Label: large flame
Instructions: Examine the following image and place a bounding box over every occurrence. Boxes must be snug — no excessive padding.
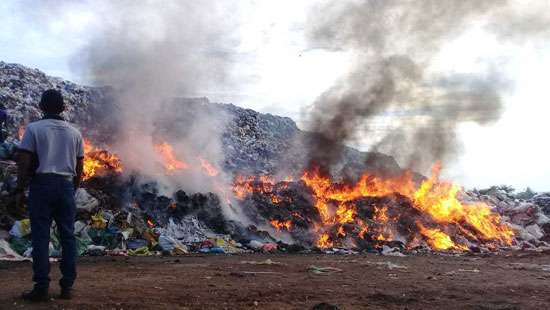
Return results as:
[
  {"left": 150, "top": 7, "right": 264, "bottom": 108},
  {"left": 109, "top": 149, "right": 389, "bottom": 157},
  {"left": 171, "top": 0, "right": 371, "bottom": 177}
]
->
[
  {"left": 83, "top": 140, "right": 123, "bottom": 181},
  {"left": 412, "top": 164, "right": 515, "bottom": 245},
  {"left": 301, "top": 163, "right": 514, "bottom": 249},
  {"left": 233, "top": 163, "right": 514, "bottom": 251},
  {"left": 154, "top": 142, "right": 188, "bottom": 173}
]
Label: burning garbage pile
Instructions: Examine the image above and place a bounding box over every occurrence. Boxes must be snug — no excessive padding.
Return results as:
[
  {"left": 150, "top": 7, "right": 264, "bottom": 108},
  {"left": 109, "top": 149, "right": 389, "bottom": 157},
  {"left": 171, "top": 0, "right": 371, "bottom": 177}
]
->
[
  {"left": 82, "top": 140, "right": 123, "bottom": 181},
  {"left": 1, "top": 62, "right": 550, "bottom": 261},
  {"left": 233, "top": 164, "right": 517, "bottom": 252},
  {"left": 1, "top": 129, "right": 550, "bottom": 261}
]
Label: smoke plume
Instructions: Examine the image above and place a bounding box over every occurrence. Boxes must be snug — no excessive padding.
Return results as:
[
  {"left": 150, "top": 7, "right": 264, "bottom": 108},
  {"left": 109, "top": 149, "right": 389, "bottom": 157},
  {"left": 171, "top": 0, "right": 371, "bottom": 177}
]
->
[
  {"left": 303, "top": 0, "right": 547, "bottom": 173},
  {"left": 69, "top": 1, "right": 238, "bottom": 195}
]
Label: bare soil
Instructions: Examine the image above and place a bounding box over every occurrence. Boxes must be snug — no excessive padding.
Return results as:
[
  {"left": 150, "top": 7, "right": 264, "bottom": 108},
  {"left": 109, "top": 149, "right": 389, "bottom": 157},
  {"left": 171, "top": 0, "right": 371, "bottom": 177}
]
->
[{"left": 1, "top": 252, "right": 549, "bottom": 309}]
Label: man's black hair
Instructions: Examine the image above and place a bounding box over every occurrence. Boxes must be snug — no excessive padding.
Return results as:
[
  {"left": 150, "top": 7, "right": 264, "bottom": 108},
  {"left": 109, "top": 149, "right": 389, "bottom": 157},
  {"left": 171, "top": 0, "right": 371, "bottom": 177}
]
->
[{"left": 39, "top": 89, "right": 64, "bottom": 114}]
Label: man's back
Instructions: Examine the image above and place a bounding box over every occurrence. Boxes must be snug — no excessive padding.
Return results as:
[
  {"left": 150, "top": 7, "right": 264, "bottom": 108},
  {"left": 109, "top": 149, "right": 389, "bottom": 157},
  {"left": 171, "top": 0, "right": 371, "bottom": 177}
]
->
[
  {"left": 16, "top": 89, "right": 84, "bottom": 301},
  {"left": 19, "top": 118, "right": 84, "bottom": 176}
]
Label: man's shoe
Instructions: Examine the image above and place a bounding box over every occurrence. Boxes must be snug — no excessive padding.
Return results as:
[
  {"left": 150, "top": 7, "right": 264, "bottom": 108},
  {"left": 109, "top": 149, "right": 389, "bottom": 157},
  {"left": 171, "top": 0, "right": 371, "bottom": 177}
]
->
[
  {"left": 21, "top": 288, "right": 49, "bottom": 302},
  {"left": 58, "top": 288, "right": 72, "bottom": 300}
]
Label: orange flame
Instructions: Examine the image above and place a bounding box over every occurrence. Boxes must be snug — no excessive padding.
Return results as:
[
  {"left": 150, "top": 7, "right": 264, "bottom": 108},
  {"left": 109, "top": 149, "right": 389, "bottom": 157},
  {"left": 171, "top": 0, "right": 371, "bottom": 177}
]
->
[
  {"left": 317, "top": 233, "right": 333, "bottom": 248},
  {"left": 83, "top": 140, "right": 123, "bottom": 181},
  {"left": 358, "top": 223, "right": 369, "bottom": 239},
  {"left": 199, "top": 157, "right": 219, "bottom": 176},
  {"left": 232, "top": 175, "right": 256, "bottom": 199},
  {"left": 417, "top": 222, "right": 468, "bottom": 251},
  {"left": 270, "top": 220, "right": 292, "bottom": 231},
  {"left": 412, "top": 164, "right": 514, "bottom": 244},
  {"left": 17, "top": 125, "right": 25, "bottom": 140},
  {"left": 154, "top": 142, "right": 188, "bottom": 173},
  {"left": 147, "top": 219, "right": 155, "bottom": 228},
  {"left": 232, "top": 175, "right": 290, "bottom": 204},
  {"left": 337, "top": 226, "right": 346, "bottom": 237},
  {"left": 301, "top": 163, "right": 514, "bottom": 250}
]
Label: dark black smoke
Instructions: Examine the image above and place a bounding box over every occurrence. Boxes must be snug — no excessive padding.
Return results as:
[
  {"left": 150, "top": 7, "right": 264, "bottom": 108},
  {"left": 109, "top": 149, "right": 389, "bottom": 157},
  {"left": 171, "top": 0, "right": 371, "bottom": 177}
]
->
[{"left": 303, "top": 0, "right": 545, "bottom": 173}]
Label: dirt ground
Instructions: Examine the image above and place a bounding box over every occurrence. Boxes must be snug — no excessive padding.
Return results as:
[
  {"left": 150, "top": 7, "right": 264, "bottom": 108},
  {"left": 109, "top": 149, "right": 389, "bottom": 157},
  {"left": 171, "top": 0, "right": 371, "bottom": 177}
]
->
[{"left": 0, "top": 252, "right": 549, "bottom": 310}]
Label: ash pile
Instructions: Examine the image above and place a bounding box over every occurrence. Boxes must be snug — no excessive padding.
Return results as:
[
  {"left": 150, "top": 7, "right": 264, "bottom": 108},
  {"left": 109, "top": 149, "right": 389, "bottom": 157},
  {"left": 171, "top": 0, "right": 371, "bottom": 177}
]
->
[{"left": 1, "top": 61, "right": 550, "bottom": 260}]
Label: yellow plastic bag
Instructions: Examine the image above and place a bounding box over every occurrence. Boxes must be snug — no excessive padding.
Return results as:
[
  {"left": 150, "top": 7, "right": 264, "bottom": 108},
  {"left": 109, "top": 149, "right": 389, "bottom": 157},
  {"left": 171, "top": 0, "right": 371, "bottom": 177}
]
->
[
  {"left": 91, "top": 211, "right": 107, "bottom": 229},
  {"left": 19, "top": 219, "right": 31, "bottom": 237}
]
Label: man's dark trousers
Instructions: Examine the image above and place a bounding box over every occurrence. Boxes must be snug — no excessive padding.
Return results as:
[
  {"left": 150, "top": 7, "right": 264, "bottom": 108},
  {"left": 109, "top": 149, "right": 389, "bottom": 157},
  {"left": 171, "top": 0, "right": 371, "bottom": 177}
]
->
[{"left": 28, "top": 174, "right": 77, "bottom": 290}]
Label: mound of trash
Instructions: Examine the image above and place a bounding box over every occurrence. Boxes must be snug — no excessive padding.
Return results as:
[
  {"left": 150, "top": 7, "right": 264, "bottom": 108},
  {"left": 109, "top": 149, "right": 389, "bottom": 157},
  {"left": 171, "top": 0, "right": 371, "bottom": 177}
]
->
[
  {"left": 1, "top": 156, "right": 549, "bottom": 261},
  {"left": 1, "top": 61, "right": 549, "bottom": 261}
]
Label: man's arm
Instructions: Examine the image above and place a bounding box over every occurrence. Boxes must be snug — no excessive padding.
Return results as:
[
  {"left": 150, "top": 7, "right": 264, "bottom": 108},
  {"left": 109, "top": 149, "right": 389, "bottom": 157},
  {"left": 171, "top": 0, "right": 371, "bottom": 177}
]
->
[
  {"left": 74, "top": 157, "right": 83, "bottom": 190},
  {"left": 15, "top": 151, "right": 33, "bottom": 209},
  {"left": 15, "top": 151, "right": 33, "bottom": 192}
]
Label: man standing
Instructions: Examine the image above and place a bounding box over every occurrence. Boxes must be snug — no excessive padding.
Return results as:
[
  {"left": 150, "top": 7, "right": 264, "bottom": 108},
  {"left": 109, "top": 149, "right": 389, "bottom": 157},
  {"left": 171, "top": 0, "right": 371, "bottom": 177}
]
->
[{"left": 16, "top": 89, "right": 84, "bottom": 302}]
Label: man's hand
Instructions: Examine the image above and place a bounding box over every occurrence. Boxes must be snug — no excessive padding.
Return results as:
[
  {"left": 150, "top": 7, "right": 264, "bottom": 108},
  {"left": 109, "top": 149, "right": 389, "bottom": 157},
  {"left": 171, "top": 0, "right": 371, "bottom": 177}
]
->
[
  {"left": 15, "top": 151, "right": 33, "bottom": 210},
  {"left": 15, "top": 190, "right": 26, "bottom": 210}
]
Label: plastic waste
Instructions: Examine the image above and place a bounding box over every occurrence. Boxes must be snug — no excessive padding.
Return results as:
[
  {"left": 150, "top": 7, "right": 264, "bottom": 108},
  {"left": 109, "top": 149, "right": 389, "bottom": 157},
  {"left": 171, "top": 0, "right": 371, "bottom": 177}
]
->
[
  {"left": 9, "top": 237, "right": 31, "bottom": 255},
  {"left": 308, "top": 265, "right": 343, "bottom": 275},
  {"left": 0, "top": 239, "right": 27, "bottom": 261},
  {"left": 87, "top": 245, "right": 106, "bottom": 256},
  {"left": 76, "top": 236, "right": 92, "bottom": 256},
  {"left": 0, "top": 141, "right": 18, "bottom": 160},
  {"left": 127, "top": 239, "right": 148, "bottom": 250},
  {"left": 158, "top": 235, "right": 176, "bottom": 252},
  {"left": 198, "top": 246, "right": 225, "bottom": 254},
  {"left": 248, "top": 240, "right": 264, "bottom": 250},
  {"left": 91, "top": 211, "right": 107, "bottom": 229},
  {"left": 173, "top": 242, "right": 189, "bottom": 255},
  {"left": 142, "top": 229, "right": 158, "bottom": 247},
  {"left": 9, "top": 219, "right": 31, "bottom": 238},
  {"left": 128, "top": 246, "right": 151, "bottom": 256},
  {"left": 75, "top": 188, "right": 99, "bottom": 212},
  {"left": 262, "top": 243, "right": 278, "bottom": 252},
  {"left": 88, "top": 228, "right": 117, "bottom": 248}
]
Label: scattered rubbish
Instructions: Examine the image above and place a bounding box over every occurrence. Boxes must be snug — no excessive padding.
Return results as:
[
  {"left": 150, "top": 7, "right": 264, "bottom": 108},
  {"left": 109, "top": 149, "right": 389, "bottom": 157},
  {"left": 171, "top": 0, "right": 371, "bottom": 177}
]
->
[
  {"left": 362, "top": 261, "right": 408, "bottom": 270},
  {"left": 381, "top": 245, "right": 406, "bottom": 257},
  {"left": 308, "top": 265, "right": 343, "bottom": 275},
  {"left": 0, "top": 239, "right": 28, "bottom": 261},
  {"left": 9, "top": 219, "right": 31, "bottom": 238},
  {"left": 86, "top": 245, "right": 106, "bottom": 256},
  {"left": 0, "top": 141, "right": 18, "bottom": 160},
  {"left": 158, "top": 235, "right": 177, "bottom": 252},
  {"left": 240, "top": 259, "right": 284, "bottom": 266},
  {"left": 262, "top": 243, "right": 278, "bottom": 253},
  {"left": 248, "top": 240, "right": 264, "bottom": 250},
  {"left": 127, "top": 239, "right": 148, "bottom": 250},
  {"left": 9, "top": 237, "right": 31, "bottom": 255},
  {"left": 128, "top": 246, "right": 151, "bottom": 256},
  {"left": 198, "top": 246, "right": 225, "bottom": 254},
  {"left": 91, "top": 211, "right": 108, "bottom": 230},
  {"left": 75, "top": 188, "right": 99, "bottom": 212}
]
